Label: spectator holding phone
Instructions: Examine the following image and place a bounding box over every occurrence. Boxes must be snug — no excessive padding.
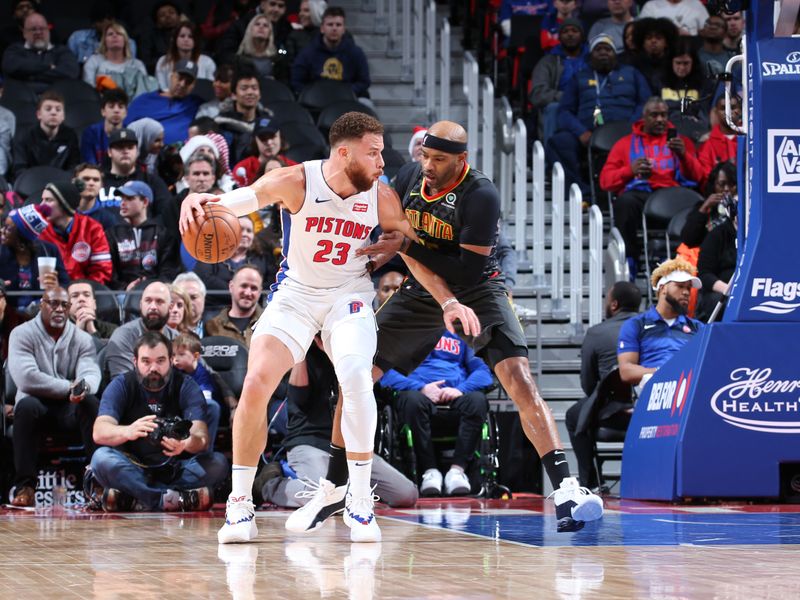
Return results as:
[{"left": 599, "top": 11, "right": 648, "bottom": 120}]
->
[
  {"left": 6, "top": 287, "right": 101, "bottom": 507},
  {"left": 600, "top": 96, "right": 704, "bottom": 271}
]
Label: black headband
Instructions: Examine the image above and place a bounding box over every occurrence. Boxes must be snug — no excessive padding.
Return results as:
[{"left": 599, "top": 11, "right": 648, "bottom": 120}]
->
[{"left": 422, "top": 133, "right": 467, "bottom": 154}]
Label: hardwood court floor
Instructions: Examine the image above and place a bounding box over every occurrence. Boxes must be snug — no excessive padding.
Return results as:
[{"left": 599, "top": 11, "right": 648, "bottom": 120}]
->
[{"left": 1, "top": 496, "right": 799, "bottom": 599}]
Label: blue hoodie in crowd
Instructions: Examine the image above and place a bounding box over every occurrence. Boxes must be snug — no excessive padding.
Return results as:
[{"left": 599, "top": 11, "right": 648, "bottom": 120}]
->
[
  {"left": 380, "top": 331, "right": 493, "bottom": 394},
  {"left": 552, "top": 42, "right": 590, "bottom": 90},
  {"left": 290, "top": 32, "right": 371, "bottom": 97},
  {"left": 557, "top": 63, "right": 651, "bottom": 137}
]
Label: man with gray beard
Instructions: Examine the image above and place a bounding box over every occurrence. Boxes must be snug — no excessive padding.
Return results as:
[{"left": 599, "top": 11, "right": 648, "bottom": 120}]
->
[
  {"left": 1, "top": 12, "right": 79, "bottom": 93},
  {"left": 7, "top": 287, "right": 100, "bottom": 506},
  {"left": 105, "top": 281, "right": 179, "bottom": 378}
]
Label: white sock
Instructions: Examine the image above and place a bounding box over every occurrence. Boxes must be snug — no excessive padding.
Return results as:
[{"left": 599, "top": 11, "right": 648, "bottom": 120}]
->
[
  {"left": 347, "top": 458, "right": 373, "bottom": 499},
  {"left": 231, "top": 464, "right": 257, "bottom": 500}
]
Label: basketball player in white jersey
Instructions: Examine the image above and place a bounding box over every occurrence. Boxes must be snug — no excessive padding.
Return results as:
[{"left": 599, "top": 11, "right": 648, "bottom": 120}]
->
[{"left": 179, "top": 113, "right": 480, "bottom": 543}]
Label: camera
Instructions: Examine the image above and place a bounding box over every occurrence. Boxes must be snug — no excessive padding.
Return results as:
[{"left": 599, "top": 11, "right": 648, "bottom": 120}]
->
[
  {"left": 70, "top": 379, "right": 86, "bottom": 397},
  {"left": 147, "top": 416, "right": 192, "bottom": 444}
]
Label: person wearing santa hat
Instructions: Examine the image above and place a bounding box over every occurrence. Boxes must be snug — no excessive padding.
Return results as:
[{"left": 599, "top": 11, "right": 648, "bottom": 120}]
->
[
  {"left": 0, "top": 203, "right": 69, "bottom": 310},
  {"left": 408, "top": 126, "right": 427, "bottom": 162}
]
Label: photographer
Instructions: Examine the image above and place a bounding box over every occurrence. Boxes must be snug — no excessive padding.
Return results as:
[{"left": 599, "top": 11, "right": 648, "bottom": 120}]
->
[{"left": 91, "top": 331, "right": 228, "bottom": 512}]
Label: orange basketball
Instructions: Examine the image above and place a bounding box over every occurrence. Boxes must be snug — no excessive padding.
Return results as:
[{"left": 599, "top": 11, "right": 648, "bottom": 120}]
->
[{"left": 182, "top": 203, "right": 242, "bottom": 264}]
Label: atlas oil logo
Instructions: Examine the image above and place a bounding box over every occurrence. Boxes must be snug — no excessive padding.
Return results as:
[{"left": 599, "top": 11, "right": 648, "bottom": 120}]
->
[
  {"left": 761, "top": 51, "right": 800, "bottom": 76},
  {"left": 748, "top": 277, "right": 800, "bottom": 315},
  {"left": 767, "top": 129, "right": 800, "bottom": 192},
  {"left": 710, "top": 368, "right": 800, "bottom": 433}
]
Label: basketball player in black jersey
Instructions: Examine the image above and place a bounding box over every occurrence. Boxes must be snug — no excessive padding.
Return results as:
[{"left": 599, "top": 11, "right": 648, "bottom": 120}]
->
[{"left": 285, "top": 121, "right": 603, "bottom": 534}]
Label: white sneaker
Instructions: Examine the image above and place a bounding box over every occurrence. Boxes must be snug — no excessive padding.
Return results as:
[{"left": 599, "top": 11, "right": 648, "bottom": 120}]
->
[
  {"left": 550, "top": 477, "right": 604, "bottom": 532},
  {"left": 344, "top": 542, "right": 382, "bottom": 600},
  {"left": 218, "top": 495, "right": 258, "bottom": 544},
  {"left": 285, "top": 478, "right": 347, "bottom": 533},
  {"left": 513, "top": 302, "right": 537, "bottom": 321},
  {"left": 343, "top": 491, "right": 381, "bottom": 543},
  {"left": 444, "top": 468, "right": 471, "bottom": 496},
  {"left": 420, "top": 468, "right": 442, "bottom": 497},
  {"left": 218, "top": 544, "right": 258, "bottom": 600}
]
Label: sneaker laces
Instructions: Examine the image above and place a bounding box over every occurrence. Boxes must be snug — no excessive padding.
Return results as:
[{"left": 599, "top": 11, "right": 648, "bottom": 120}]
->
[
  {"left": 546, "top": 484, "right": 594, "bottom": 501},
  {"left": 347, "top": 492, "right": 380, "bottom": 523},
  {"left": 293, "top": 477, "right": 331, "bottom": 501},
  {"left": 225, "top": 497, "right": 255, "bottom": 525}
]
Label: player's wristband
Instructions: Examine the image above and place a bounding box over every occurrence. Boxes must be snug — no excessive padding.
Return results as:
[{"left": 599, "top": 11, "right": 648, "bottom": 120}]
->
[
  {"left": 441, "top": 297, "right": 459, "bottom": 311},
  {"left": 218, "top": 187, "right": 259, "bottom": 217}
]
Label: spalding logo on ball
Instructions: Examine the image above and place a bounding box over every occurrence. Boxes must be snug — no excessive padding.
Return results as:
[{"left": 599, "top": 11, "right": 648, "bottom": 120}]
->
[{"left": 182, "top": 204, "right": 242, "bottom": 263}]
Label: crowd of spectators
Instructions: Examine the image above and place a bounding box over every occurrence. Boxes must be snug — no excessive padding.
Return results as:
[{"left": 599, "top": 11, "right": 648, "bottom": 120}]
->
[{"left": 0, "top": 0, "right": 752, "bottom": 508}]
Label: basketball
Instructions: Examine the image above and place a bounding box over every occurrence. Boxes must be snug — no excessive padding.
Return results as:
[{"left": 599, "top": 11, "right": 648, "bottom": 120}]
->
[{"left": 182, "top": 203, "right": 242, "bottom": 264}]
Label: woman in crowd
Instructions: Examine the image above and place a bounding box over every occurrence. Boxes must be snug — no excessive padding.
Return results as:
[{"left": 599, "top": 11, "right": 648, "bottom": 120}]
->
[
  {"left": 658, "top": 38, "right": 712, "bottom": 130},
  {"left": 696, "top": 194, "right": 738, "bottom": 321},
  {"left": 127, "top": 118, "right": 165, "bottom": 176},
  {"left": 83, "top": 21, "right": 150, "bottom": 97},
  {"left": 167, "top": 283, "right": 195, "bottom": 333},
  {"left": 0, "top": 204, "right": 69, "bottom": 311},
  {"left": 628, "top": 17, "right": 676, "bottom": 93},
  {"left": 237, "top": 15, "right": 282, "bottom": 80},
  {"left": 155, "top": 21, "right": 216, "bottom": 90}
]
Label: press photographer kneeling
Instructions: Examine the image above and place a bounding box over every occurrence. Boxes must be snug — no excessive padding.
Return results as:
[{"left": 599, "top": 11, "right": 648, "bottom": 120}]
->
[{"left": 90, "top": 332, "right": 228, "bottom": 511}]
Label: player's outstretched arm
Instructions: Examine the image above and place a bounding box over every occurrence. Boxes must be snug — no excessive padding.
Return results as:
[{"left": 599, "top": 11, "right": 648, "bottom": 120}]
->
[
  {"left": 369, "top": 183, "right": 481, "bottom": 337},
  {"left": 178, "top": 164, "right": 307, "bottom": 235}
]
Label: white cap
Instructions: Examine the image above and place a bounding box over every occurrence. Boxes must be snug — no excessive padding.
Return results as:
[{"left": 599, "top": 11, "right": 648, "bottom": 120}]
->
[{"left": 654, "top": 270, "right": 702, "bottom": 291}]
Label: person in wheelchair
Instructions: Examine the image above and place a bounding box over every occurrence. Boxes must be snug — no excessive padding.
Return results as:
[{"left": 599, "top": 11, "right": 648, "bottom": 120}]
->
[{"left": 380, "top": 330, "right": 492, "bottom": 497}]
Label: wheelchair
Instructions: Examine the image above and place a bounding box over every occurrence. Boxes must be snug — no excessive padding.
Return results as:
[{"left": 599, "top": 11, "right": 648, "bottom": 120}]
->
[{"left": 374, "top": 384, "right": 511, "bottom": 499}]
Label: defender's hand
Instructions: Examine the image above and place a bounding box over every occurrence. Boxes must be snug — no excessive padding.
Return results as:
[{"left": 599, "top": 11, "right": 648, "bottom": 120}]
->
[{"left": 443, "top": 301, "right": 481, "bottom": 337}]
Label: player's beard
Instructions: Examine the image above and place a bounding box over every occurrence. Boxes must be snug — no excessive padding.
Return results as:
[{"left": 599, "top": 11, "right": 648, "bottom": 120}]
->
[{"left": 345, "top": 160, "right": 376, "bottom": 193}]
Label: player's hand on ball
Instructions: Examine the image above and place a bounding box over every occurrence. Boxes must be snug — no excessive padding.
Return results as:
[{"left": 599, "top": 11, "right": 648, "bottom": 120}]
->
[
  {"left": 443, "top": 301, "right": 481, "bottom": 337},
  {"left": 179, "top": 192, "right": 220, "bottom": 235}
]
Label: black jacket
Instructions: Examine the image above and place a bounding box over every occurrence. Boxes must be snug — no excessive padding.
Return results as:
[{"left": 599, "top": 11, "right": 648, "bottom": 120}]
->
[
  {"left": 698, "top": 218, "right": 737, "bottom": 292},
  {"left": 2, "top": 43, "right": 80, "bottom": 92},
  {"left": 107, "top": 217, "right": 181, "bottom": 290},
  {"left": 580, "top": 310, "right": 639, "bottom": 397},
  {"left": 12, "top": 124, "right": 80, "bottom": 176}
]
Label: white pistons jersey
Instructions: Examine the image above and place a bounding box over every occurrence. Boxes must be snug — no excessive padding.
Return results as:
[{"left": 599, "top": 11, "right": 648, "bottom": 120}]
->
[{"left": 272, "top": 160, "right": 379, "bottom": 292}]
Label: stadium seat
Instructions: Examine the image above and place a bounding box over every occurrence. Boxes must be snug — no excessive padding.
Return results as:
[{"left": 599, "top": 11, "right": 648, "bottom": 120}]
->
[
  {"left": 49, "top": 79, "right": 101, "bottom": 105},
  {"left": 1, "top": 98, "right": 37, "bottom": 136},
  {"left": 266, "top": 101, "right": 315, "bottom": 125},
  {"left": 89, "top": 281, "right": 122, "bottom": 325},
  {"left": 2, "top": 79, "right": 38, "bottom": 106},
  {"left": 584, "top": 369, "right": 634, "bottom": 492},
  {"left": 14, "top": 166, "right": 71, "bottom": 201},
  {"left": 381, "top": 147, "right": 407, "bottom": 181},
  {"left": 642, "top": 187, "right": 704, "bottom": 303},
  {"left": 260, "top": 77, "right": 295, "bottom": 103},
  {"left": 200, "top": 336, "right": 249, "bottom": 399},
  {"left": 279, "top": 121, "right": 328, "bottom": 158},
  {"left": 666, "top": 206, "right": 695, "bottom": 260},
  {"left": 588, "top": 121, "right": 632, "bottom": 215},
  {"left": 64, "top": 99, "right": 102, "bottom": 135},
  {"left": 298, "top": 79, "right": 357, "bottom": 113},
  {"left": 317, "top": 101, "right": 378, "bottom": 137}
]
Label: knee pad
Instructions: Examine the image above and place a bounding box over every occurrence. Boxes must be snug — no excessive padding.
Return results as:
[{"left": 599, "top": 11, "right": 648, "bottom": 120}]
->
[{"left": 335, "top": 354, "right": 376, "bottom": 454}]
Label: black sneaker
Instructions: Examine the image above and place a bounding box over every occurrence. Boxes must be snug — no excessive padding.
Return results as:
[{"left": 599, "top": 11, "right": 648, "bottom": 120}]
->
[
  {"left": 102, "top": 488, "right": 137, "bottom": 512},
  {"left": 179, "top": 487, "right": 213, "bottom": 511}
]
